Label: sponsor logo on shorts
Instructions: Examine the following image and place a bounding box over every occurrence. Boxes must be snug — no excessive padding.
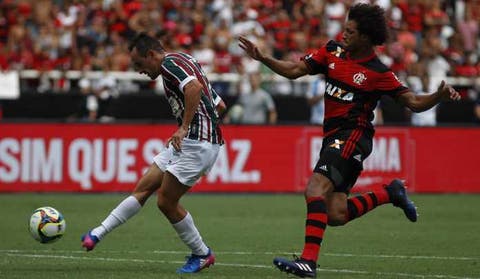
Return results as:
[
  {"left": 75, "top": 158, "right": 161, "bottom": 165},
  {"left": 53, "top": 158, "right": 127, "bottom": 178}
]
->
[
  {"left": 353, "top": 154, "right": 362, "bottom": 162},
  {"left": 329, "top": 139, "right": 344, "bottom": 149}
]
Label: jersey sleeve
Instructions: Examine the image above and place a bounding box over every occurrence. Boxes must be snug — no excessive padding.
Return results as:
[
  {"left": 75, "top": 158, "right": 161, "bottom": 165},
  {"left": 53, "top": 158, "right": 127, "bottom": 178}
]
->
[
  {"left": 301, "top": 42, "right": 332, "bottom": 75},
  {"left": 377, "top": 71, "right": 409, "bottom": 98},
  {"left": 160, "top": 57, "right": 196, "bottom": 93}
]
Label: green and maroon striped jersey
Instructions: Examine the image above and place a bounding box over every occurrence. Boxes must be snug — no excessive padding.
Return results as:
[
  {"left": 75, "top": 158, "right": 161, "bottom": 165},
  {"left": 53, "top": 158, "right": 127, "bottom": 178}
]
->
[{"left": 159, "top": 52, "right": 223, "bottom": 144}]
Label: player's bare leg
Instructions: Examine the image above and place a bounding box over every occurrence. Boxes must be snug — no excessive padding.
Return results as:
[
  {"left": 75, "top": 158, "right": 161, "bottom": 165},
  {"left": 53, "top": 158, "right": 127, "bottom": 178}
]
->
[
  {"left": 81, "top": 164, "right": 164, "bottom": 251},
  {"left": 325, "top": 192, "right": 348, "bottom": 226},
  {"left": 158, "top": 171, "right": 214, "bottom": 273}
]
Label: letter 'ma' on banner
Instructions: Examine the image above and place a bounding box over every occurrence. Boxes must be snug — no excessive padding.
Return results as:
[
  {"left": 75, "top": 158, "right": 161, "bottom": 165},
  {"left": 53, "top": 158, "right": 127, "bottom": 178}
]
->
[{"left": 0, "top": 124, "right": 479, "bottom": 193}]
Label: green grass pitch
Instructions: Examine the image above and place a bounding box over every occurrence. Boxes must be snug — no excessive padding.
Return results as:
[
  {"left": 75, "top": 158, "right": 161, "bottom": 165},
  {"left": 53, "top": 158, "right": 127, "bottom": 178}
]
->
[{"left": 0, "top": 193, "right": 479, "bottom": 279}]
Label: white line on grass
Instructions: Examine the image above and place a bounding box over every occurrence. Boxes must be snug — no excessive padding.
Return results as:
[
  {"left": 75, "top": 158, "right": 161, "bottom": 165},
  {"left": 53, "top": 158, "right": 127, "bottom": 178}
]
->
[
  {"left": 3, "top": 252, "right": 479, "bottom": 279},
  {"left": 0, "top": 249, "right": 477, "bottom": 261},
  {"left": 324, "top": 253, "right": 478, "bottom": 261}
]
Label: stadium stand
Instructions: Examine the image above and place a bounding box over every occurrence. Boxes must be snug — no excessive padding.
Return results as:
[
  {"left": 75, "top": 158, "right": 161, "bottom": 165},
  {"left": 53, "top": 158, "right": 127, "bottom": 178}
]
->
[{"left": 0, "top": 0, "right": 479, "bottom": 124}]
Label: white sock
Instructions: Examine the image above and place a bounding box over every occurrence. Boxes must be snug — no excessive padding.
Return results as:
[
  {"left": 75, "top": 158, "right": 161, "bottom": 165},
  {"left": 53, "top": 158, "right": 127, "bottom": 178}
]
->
[
  {"left": 172, "top": 212, "right": 209, "bottom": 256},
  {"left": 91, "top": 196, "right": 142, "bottom": 240}
]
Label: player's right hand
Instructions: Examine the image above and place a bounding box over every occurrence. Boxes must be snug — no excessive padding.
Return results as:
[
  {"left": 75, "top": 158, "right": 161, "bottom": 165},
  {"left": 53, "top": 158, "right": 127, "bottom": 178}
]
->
[
  {"left": 238, "top": 36, "right": 263, "bottom": 61},
  {"left": 167, "top": 126, "right": 188, "bottom": 152}
]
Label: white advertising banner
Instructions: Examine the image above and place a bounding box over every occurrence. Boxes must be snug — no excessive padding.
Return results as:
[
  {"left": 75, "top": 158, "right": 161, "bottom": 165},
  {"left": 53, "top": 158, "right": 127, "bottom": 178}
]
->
[{"left": 0, "top": 71, "right": 20, "bottom": 99}]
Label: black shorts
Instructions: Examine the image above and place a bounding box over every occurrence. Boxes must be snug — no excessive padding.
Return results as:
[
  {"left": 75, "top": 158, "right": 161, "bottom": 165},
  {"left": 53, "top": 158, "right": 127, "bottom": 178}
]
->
[{"left": 313, "top": 129, "right": 373, "bottom": 193}]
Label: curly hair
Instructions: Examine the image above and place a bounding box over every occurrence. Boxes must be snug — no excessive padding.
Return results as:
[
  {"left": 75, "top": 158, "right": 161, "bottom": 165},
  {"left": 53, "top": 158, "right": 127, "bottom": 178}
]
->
[
  {"left": 347, "top": 4, "right": 388, "bottom": 46},
  {"left": 128, "top": 32, "right": 165, "bottom": 57}
]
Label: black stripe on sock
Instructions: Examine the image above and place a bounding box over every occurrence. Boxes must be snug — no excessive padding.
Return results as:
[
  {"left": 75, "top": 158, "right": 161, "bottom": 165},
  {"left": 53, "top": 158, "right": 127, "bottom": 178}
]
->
[
  {"left": 347, "top": 200, "right": 358, "bottom": 218},
  {"left": 305, "top": 236, "right": 323, "bottom": 244},
  {"left": 306, "top": 219, "right": 327, "bottom": 230},
  {"left": 357, "top": 196, "right": 368, "bottom": 211},
  {"left": 307, "top": 200, "right": 327, "bottom": 213},
  {"left": 368, "top": 192, "right": 378, "bottom": 206}
]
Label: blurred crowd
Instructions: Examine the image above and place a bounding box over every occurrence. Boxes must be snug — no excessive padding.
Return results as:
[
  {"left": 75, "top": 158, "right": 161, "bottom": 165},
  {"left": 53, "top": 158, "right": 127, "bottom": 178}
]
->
[
  {"left": 1, "top": 0, "right": 479, "bottom": 124},
  {"left": 2, "top": 0, "right": 480, "bottom": 76}
]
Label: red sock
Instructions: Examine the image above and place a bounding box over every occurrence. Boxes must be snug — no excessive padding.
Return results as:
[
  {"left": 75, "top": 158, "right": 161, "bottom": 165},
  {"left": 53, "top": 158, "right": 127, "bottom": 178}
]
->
[
  {"left": 300, "top": 197, "right": 327, "bottom": 263},
  {"left": 346, "top": 188, "right": 390, "bottom": 221}
]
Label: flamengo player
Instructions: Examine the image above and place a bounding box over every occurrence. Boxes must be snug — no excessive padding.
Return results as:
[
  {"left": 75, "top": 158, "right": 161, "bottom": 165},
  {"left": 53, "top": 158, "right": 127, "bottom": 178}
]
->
[{"left": 239, "top": 3, "right": 461, "bottom": 278}]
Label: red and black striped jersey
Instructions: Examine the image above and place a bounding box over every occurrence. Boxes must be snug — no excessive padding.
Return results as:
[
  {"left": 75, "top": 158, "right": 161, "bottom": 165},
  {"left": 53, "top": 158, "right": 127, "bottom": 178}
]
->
[
  {"left": 302, "top": 40, "right": 409, "bottom": 137},
  {"left": 159, "top": 52, "right": 223, "bottom": 144}
]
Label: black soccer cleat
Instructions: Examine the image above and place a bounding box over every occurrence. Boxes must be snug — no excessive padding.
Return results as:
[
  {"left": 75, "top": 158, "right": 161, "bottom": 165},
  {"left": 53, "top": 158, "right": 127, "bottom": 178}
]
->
[
  {"left": 273, "top": 256, "right": 317, "bottom": 278},
  {"left": 385, "top": 179, "right": 418, "bottom": 222}
]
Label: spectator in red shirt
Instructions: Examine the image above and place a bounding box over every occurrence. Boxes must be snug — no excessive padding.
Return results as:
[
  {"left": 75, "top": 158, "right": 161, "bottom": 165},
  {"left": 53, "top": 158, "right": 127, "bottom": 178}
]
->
[
  {"left": 424, "top": 0, "right": 450, "bottom": 26},
  {"left": 454, "top": 53, "right": 479, "bottom": 77},
  {"left": 397, "top": 0, "right": 424, "bottom": 51},
  {"left": 212, "top": 35, "right": 233, "bottom": 96}
]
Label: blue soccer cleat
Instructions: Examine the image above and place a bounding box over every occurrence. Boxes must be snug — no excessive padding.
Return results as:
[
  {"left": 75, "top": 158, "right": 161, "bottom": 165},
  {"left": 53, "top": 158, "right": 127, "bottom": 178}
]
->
[
  {"left": 81, "top": 230, "right": 99, "bottom": 251},
  {"left": 385, "top": 179, "right": 418, "bottom": 222},
  {"left": 177, "top": 248, "right": 215, "bottom": 273},
  {"left": 273, "top": 256, "right": 317, "bottom": 278}
]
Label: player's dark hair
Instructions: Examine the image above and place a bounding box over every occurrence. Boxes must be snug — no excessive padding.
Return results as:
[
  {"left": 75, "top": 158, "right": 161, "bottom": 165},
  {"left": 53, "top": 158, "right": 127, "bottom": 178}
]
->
[
  {"left": 347, "top": 4, "right": 388, "bottom": 46},
  {"left": 128, "top": 32, "right": 165, "bottom": 56}
]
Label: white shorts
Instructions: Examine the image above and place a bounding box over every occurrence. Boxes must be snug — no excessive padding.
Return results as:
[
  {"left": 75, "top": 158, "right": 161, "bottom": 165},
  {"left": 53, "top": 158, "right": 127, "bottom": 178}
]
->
[{"left": 153, "top": 138, "right": 220, "bottom": 187}]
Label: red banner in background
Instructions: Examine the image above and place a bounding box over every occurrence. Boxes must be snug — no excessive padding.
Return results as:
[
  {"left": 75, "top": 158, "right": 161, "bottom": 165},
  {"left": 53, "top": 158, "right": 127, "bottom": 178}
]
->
[{"left": 1, "top": 123, "right": 479, "bottom": 193}]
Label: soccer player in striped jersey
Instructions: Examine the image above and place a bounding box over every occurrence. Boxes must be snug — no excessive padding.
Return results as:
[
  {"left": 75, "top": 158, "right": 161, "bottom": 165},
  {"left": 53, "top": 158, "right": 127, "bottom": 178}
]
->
[
  {"left": 239, "top": 3, "right": 461, "bottom": 278},
  {"left": 81, "top": 33, "right": 225, "bottom": 274}
]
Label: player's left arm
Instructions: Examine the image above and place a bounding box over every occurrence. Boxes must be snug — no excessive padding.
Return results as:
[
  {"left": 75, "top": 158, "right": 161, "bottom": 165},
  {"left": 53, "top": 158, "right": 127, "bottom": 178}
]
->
[
  {"left": 169, "top": 79, "right": 202, "bottom": 151},
  {"left": 397, "top": 80, "right": 461, "bottom": 113}
]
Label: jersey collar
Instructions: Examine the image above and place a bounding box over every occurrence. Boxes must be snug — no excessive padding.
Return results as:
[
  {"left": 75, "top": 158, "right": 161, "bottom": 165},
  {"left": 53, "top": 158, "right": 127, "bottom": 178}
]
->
[{"left": 346, "top": 51, "right": 376, "bottom": 63}]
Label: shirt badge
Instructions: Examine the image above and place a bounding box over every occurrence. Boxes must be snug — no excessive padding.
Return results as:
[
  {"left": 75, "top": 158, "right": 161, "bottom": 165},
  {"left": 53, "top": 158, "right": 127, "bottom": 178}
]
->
[{"left": 353, "top": 72, "right": 367, "bottom": 85}]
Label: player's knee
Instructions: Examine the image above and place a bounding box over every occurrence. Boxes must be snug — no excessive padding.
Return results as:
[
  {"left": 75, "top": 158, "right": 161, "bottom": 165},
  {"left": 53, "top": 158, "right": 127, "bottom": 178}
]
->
[
  {"left": 132, "top": 181, "right": 159, "bottom": 205},
  {"left": 326, "top": 198, "right": 348, "bottom": 226},
  {"left": 327, "top": 211, "right": 348, "bottom": 226},
  {"left": 156, "top": 194, "right": 175, "bottom": 214},
  {"left": 305, "top": 174, "right": 333, "bottom": 198}
]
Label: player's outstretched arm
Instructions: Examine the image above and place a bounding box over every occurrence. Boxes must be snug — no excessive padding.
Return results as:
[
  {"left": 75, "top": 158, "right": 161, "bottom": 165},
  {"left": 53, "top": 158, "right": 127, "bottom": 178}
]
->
[
  {"left": 398, "top": 80, "right": 461, "bottom": 113},
  {"left": 238, "top": 36, "right": 309, "bottom": 79}
]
